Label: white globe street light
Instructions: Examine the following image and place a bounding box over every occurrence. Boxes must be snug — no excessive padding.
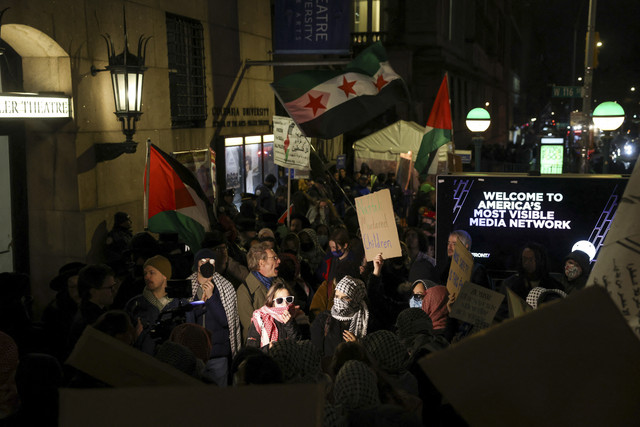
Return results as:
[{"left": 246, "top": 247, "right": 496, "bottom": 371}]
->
[
  {"left": 592, "top": 101, "right": 625, "bottom": 173},
  {"left": 466, "top": 108, "right": 491, "bottom": 172}
]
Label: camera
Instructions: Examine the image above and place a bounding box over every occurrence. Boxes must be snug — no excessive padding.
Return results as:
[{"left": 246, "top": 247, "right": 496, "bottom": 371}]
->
[
  {"left": 199, "top": 260, "right": 214, "bottom": 279},
  {"left": 148, "top": 279, "right": 200, "bottom": 343}
]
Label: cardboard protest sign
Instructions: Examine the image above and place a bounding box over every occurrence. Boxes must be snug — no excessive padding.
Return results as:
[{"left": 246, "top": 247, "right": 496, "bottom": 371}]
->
[
  {"left": 449, "top": 281, "right": 504, "bottom": 328},
  {"left": 60, "top": 383, "right": 325, "bottom": 427},
  {"left": 420, "top": 286, "right": 640, "bottom": 427},
  {"left": 446, "top": 237, "right": 473, "bottom": 296},
  {"left": 65, "top": 326, "right": 201, "bottom": 386},
  {"left": 273, "top": 116, "right": 311, "bottom": 169},
  {"left": 506, "top": 287, "right": 533, "bottom": 318},
  {"left": 586, "top": 160, "right": 640, "bottom": 337},
  {"left": 355, "top": 189, "right": 402, "bottom": 261}
]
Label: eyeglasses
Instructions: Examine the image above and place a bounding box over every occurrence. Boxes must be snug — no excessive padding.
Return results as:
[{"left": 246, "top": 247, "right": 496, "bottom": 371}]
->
[
  {"left": 213, "top": 246, "right": 228, "bottom": 253},
  {"left": 274, "top": 296, "right": 294, "bottom": 305},
  {"left": 412, "top": 293, "right": 425, "bottom": 301},
  {"left": 266, "top": 255, "right": 279, "bottom": 261}
]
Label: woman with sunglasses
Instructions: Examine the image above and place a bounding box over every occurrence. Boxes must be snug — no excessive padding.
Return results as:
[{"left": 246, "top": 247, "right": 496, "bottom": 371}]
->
[{"left": 246, "top": 280, "right": 302, "bottom": 349}]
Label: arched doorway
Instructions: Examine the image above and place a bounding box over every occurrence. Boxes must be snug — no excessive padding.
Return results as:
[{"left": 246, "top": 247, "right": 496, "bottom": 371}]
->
[{"left": 0, "top": 23, "right": 72, "bottom": 315}]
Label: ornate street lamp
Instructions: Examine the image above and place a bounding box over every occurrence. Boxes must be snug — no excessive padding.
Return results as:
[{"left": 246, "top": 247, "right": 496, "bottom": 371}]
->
[
  {"left": 466, "top": 108, "right": 491, "bottom": 172},
  {"left": 592, "top": 101, "right": 625, "bottom": 173},
  {"left": 91, "top": 10, "right": 151, "bottom": 162}
]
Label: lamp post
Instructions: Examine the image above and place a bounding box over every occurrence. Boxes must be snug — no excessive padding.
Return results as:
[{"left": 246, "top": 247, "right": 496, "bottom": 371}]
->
[
  {"left": 592, "top": 101, "right": 625, "bottom": 174},
  {"left": 466, "top": 108, "right": 491, "bottom": 172},
  {"left": 91, "top": 9, "right": 151, "bottom": 162}
]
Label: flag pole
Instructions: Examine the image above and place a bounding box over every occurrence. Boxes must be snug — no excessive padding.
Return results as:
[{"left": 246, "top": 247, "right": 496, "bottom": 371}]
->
[
  {"left": 445, "top": 72, "right": 456, "bottom": 153},
  {"left": 287, "top": 169, "right": 291, "bottom": 229},
  {"left": 143, "top": 138, "right": 151, "bottom": 230}
]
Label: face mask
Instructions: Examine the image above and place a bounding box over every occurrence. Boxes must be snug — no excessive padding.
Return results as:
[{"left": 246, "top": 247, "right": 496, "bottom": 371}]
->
[
  {"left": 331, "top": 250, "right": 344, "bottom": 258},
  {"left": 317, "top": 235, "right": 329, "bottom": 247},
  {"left": 409, "top": 297, "right": 423, "bottom": 308},
  {"left": 565, "top": 264, "right": 581, "bottom": 281},
  {"left": 331, "top": 297, "right": 356, "bottom": 318}
]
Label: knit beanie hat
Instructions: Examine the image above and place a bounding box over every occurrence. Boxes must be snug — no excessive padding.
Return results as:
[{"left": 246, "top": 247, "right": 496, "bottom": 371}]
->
[
  {"left": 143, "top": 255, "right": 172, "bottom": 279},
  {"left": 193, "top": 249, "right": 217, "bottom": 271}
]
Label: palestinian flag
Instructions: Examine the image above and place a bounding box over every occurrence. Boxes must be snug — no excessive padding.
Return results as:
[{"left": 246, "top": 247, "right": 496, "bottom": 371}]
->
[
  {"left": 271, "top": 41, "right": 407, "bottom": 139},
  {"left": 145, "top": 144, "right": 211, "bottom": 251},
  {"left": 414, "top": 74, "right": 453, "bottom": 174}
]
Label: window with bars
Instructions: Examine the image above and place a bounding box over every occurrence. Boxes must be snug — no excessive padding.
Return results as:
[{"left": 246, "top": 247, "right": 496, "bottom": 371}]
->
[{"left": 166, "top": 13, "right": 207, "bottom": 128}]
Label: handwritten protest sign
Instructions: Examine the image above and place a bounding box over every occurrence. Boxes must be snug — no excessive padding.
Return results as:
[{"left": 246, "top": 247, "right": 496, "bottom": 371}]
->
[
  {"left": 356, "top": 189, "right": 402, "bottom": 261},
  {"left": 449, "top": 281, "right": 504, "bottom": 328},
  {"left": 273, "top": 116, "right": 310, "bottom": 169},
  {"left": 446, "top": 238, "right": 474, "bottom": 296},
  {"left": 586, "top": 160, "right": 640, "bottom": 337},
  {"left": 420, "top": 286, "right": 640, "bottom": 426}
]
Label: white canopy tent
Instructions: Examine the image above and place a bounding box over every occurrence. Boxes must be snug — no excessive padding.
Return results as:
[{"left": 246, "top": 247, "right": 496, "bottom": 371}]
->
[{"left": 352, "top": 120, "right": 425, "bottom": 175}]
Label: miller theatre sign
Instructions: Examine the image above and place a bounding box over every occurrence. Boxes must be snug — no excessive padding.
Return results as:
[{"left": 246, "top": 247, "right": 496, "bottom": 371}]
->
[{"left": 0, "top": 94, "right": 72, "bottom": 119}]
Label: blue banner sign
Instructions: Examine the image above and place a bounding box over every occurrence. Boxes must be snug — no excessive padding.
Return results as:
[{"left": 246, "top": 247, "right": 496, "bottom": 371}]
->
[{"left": 274, "top": 0, "right": 350, "bottom": 54}]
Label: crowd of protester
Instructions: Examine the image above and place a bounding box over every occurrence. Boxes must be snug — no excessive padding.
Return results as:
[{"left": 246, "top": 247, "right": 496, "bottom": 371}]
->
[{"left": 0, "top": 164, "right": 593, "bottom": 426}]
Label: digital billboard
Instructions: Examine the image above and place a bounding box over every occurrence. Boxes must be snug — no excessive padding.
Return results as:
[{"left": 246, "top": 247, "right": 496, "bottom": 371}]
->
[{"left": 436, "top": 174, "right": 629, "bottom": 273}]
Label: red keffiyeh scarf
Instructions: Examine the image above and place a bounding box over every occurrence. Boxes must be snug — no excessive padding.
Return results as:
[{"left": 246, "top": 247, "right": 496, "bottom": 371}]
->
[{"left": 251, "top": 305, "right": 291, "bottom": 347}]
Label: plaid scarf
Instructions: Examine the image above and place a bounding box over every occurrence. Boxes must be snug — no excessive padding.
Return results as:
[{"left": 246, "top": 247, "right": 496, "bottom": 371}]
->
[
  {"left": 189, "top": 272, "right": 242, "bottom": 357},
  {"left": 330, "top": 275, "right": 369, "bottom": 338},
  {"left": 142, "top": 287, "right": 171, "bottom": 312},
  {"left": 269, "top": 339, "right": 324, "bottom": 384},
  {"left": 333, "top": 360, "right": 380, "bottom": 410},
  {"left": 251, "top": 304, "right": 291, "bottom": 347},
  {"left": 361, "top": 330, "right": 408, "bottom": 374}
]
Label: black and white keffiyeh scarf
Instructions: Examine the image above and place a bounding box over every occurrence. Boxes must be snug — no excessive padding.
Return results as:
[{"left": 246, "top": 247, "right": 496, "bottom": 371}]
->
[
  {"left": 330, "top": 275, "right": 369, "bottom": 338},
  {"left": 189, "top": 272, "right": 242, "bottom": 357}
]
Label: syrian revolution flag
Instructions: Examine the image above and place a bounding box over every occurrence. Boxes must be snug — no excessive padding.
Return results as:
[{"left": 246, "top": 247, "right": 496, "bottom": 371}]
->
[
  {"left": 414, "top": 74, "right": 453, "bottom": 174},
  {"left": 271, "top": 41, "right": 407, "bottom": 139},
  {"left": 145, "top": 144, "right": 211, "bottom": 252}
]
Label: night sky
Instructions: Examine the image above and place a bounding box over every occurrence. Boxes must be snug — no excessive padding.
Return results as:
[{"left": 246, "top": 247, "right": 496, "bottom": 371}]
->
[{"left": 531, "top": 0, "right": 640, "bottom": 116}]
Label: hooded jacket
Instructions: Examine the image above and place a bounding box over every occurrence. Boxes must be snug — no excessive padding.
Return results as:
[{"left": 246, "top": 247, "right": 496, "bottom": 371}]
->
[{"left": 561, "top": 250, "right": 591, "bottom": 294}]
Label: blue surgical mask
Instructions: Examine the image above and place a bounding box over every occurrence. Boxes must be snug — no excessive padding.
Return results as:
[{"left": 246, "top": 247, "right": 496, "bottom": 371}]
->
[
  {"left": 409, "top": 297, "right": 423, "bottom": 308},
  {"left": 331, "top": 250, "right": 344, "bottom": 258}
]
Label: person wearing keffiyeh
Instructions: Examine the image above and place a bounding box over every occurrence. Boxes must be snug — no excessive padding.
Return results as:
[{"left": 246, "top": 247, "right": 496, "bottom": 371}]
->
[
  {"left": 246, "top": 280, "right": 300, "bottom": 349},
  {"left": 189, "top": 249, "right": 242, "bottom": 386},
  {"left": 237, "top": 242, "right": 281, "bottom": 340},
  {"left": 311, "top": 275, "right": 369, "bottom": 360}
]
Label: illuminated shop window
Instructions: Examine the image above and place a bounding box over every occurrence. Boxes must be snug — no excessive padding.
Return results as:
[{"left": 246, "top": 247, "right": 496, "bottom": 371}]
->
[{"left": 225, "top": 134, "right": 277, "bottom": 206}]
